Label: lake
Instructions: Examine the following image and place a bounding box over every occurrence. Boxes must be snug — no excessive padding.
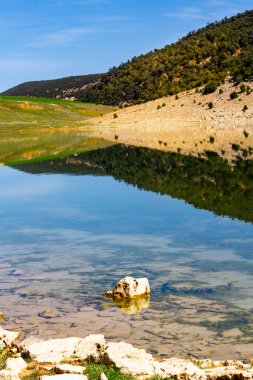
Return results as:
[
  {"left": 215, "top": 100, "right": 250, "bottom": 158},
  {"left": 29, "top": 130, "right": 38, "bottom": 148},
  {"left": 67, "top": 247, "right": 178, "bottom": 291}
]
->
[{"left": 0, "top": 144, "right": 253, "bottom": 360}]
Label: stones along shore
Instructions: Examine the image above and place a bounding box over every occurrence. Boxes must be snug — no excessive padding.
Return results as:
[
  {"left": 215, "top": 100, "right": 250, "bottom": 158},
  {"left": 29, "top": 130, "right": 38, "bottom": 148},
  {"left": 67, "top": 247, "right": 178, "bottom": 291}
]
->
[{"left": 1, "top": 326, "right": 253, "bottom": 380}]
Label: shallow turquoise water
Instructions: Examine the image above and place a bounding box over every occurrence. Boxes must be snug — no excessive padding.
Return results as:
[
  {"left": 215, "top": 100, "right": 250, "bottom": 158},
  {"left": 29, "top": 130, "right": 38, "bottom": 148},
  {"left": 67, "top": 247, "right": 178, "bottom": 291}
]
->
[{"left": 1, "top": 150, "right": 253, "bottom": 359}]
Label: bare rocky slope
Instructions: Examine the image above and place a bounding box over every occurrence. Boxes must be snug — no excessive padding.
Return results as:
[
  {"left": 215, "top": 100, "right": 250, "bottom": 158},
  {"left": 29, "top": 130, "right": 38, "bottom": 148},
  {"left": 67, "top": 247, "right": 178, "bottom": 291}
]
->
[{"left": 87, "top": 81, "right": 253, "bottom": 162}]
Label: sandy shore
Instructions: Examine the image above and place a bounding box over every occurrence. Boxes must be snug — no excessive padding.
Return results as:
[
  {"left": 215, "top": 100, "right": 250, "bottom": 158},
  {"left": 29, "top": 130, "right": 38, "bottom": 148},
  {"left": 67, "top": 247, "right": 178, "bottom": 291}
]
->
[{"left": 86, "top": 81, "right": 253, "bottom": 161}]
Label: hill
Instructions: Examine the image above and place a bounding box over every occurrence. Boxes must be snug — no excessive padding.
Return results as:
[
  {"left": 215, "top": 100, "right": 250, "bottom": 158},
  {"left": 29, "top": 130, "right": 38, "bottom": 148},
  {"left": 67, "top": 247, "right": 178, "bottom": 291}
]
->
[
  {"left": 2, "top": 11, "right": 252, "bottom": 106},
  {"left": 82, "top": 10, "right": 253, "bottom": 106},
  {"left": 87, "top": 80, "right": 253, "bottom": 162},
  {"left": 1, "top": 74, "right": 102, "bottom": 99}
]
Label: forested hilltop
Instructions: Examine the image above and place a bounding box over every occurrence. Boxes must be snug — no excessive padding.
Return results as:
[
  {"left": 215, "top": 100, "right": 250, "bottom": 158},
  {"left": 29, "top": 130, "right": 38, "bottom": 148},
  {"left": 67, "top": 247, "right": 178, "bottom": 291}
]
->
[
  {"left": 1, "top": 74, "right": 102, "bottom": 99},
  {"left": 2, "top": 10, "right": 253, "bottom": 106},
  {"left": 82, "top": 10, "right": 253, "bottom": 106}
]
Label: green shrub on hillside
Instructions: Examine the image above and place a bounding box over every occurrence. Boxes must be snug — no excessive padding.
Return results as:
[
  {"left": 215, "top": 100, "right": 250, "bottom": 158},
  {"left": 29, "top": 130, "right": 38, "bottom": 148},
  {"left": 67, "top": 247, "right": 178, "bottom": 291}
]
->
[
  {"left": 203, "top": 81, "right": 219, "bottom": 95},
  {"left": 230, "top": 91, "right": 238, "bottom": 100}
]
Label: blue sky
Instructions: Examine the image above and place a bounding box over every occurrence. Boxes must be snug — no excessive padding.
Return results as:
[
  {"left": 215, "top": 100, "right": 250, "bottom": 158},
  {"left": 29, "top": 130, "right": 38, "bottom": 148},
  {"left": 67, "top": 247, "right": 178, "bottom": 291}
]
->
[{"left": 0, "top": 0, "right": 252, "bottom": 91}]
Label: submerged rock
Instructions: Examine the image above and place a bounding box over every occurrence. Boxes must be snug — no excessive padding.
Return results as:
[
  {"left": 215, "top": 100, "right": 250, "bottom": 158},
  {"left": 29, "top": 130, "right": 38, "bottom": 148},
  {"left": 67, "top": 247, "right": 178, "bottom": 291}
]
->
[{"left": 104, "top": 276, "right": 150, "bottom": 299}]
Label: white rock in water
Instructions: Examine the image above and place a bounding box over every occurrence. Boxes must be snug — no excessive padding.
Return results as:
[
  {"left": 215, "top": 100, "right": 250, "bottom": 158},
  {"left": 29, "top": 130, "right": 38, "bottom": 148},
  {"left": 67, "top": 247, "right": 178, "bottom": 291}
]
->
[
  {"left": 74, "top": 334, "right": 106, "bottom": 362},
  {"left": 105, "top": 276, "right": 150, "bottom": 299},
  {"left": 41, "top": 376, "right": 88, "bottom": 380},
  {"left": 5, "top": 357, "right": 27, "bottom": 375},
  {"left": 27, "top": 337, "right": 82, "bottom": 363},
  {"left": 103, "top": 341, "right": 156, "bottom": 377},
  {"left": 0, "top": 327, "right": 19, "bottom": 348}
]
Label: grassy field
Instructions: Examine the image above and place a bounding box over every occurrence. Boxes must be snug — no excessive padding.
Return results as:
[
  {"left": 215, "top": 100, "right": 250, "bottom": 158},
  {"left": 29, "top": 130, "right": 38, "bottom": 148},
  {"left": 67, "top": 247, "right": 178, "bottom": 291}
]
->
[{"left": 0, "top": 96, "right": 115, "bottom": 164}]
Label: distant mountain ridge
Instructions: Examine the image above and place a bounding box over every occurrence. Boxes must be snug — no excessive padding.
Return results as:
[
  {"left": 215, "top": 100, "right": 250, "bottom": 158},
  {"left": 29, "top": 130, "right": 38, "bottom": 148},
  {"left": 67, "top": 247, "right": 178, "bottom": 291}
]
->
[
  {"left": 2, "top": 10, "right": 253, "bottom": 105},
  {"left": 1, "top": 74, "right": 102, "bottom": 99}
]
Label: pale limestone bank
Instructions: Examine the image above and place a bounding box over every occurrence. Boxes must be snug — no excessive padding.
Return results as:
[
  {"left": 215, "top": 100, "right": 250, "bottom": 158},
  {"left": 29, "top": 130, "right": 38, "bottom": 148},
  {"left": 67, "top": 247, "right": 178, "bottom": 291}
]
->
[
  {"left": 86, "top": 82, "right": 253, "bottom": 162},
  {"left": 0, "top": 326, "right": 253, "bottom": 380}
]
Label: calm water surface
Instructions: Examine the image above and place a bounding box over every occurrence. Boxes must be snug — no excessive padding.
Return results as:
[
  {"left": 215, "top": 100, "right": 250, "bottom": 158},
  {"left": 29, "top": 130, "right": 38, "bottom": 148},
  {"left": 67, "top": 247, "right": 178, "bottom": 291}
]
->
[{"left": 0, "top": 147, "right": 253, "bottom": 359}]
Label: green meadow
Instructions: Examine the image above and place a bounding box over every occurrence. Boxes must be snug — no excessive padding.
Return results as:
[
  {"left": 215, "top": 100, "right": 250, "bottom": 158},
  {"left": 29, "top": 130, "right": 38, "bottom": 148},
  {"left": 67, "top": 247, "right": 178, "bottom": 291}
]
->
[{"left": 0, "top": 96, "right": 114, "bottom": 164}]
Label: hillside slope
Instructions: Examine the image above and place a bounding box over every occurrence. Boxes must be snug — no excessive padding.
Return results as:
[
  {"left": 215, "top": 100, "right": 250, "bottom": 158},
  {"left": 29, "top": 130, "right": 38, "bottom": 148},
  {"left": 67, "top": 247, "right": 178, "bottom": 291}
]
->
[
  {"left": 1, "top": 74, "right": 102, "bottom": 99},
  {"left": 82, "top": 10, "right": 253, "bottom": 106},
  {"left": 2, "top": 11, "right": 252, "bottom": 106},
  {"left": 88, "top": 80, "right": 253, "bottom": 161}
]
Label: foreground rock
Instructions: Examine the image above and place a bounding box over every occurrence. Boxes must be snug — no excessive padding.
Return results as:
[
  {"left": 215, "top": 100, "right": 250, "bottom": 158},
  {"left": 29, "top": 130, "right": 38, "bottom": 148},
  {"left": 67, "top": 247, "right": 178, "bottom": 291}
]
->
[
  {"left": 26, "top": 335, "right": 105, "bottom": 363},
  {"left": 26, "top": 337, "right": 82, "bottom": 363},
  {"left": 0, "top": 358, "right": 27, "bottom": 380},
  {"left": 104, "top": 276, "right": 150, "bottom": 299},
  {"left": 41, "top": 376, "right": 88, "bottom": 380},
  {"left": 1, "top": 327, "right": 253, "bottom": 379},
  {"left": 103, "top": 341, "right": 156, "bottom": 377},
  {"left": 197, "top": 359, "right": 253, "bottom": 380},
  {"left": 0, "top": 327, "right": 19, "bottom": 348}
]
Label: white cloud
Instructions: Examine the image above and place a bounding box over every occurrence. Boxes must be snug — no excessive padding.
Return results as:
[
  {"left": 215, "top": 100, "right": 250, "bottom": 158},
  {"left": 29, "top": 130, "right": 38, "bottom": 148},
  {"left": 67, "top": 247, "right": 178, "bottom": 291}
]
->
[
  {"left": 165, "top": 7, "right": 207, "bottom": 21},
  {"left": 33, "top": 27, "right": 98, "bottom": 46}
]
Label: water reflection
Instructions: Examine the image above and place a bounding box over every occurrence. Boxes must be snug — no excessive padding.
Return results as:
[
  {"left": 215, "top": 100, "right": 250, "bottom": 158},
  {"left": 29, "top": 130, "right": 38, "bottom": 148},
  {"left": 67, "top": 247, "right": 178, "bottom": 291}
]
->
[
  {"left": 15, "top": 144, "right": 253, "bottom": 224},
  {"left": 110, "top": 295, "right": 150, "bottom": 314},
  {"left": 0, "top": 145, "right": 253, "bottom": 359}
]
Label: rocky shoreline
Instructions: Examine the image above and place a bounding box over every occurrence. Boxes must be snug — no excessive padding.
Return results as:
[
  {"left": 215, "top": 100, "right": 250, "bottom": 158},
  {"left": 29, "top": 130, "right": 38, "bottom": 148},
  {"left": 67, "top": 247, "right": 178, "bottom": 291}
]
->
[{"left": 1, "top": 326, "right": 253, "bottom": 380}]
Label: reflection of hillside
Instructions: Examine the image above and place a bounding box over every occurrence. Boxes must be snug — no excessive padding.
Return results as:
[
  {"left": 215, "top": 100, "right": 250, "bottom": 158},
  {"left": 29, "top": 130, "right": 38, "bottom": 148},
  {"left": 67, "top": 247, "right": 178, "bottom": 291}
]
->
[{"left": 14, "top": 144, "right": 253, "bottom": 224}]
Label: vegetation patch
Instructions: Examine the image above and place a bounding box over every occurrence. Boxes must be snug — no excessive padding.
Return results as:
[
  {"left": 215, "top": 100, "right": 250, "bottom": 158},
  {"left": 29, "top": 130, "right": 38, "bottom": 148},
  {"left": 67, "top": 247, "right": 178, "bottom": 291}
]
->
[
  {"left": 230, "top": 91, "right": 238, "bottom": 100},
  {"left": 85, "top": 362, "right": 134, "bottom": 380}
]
